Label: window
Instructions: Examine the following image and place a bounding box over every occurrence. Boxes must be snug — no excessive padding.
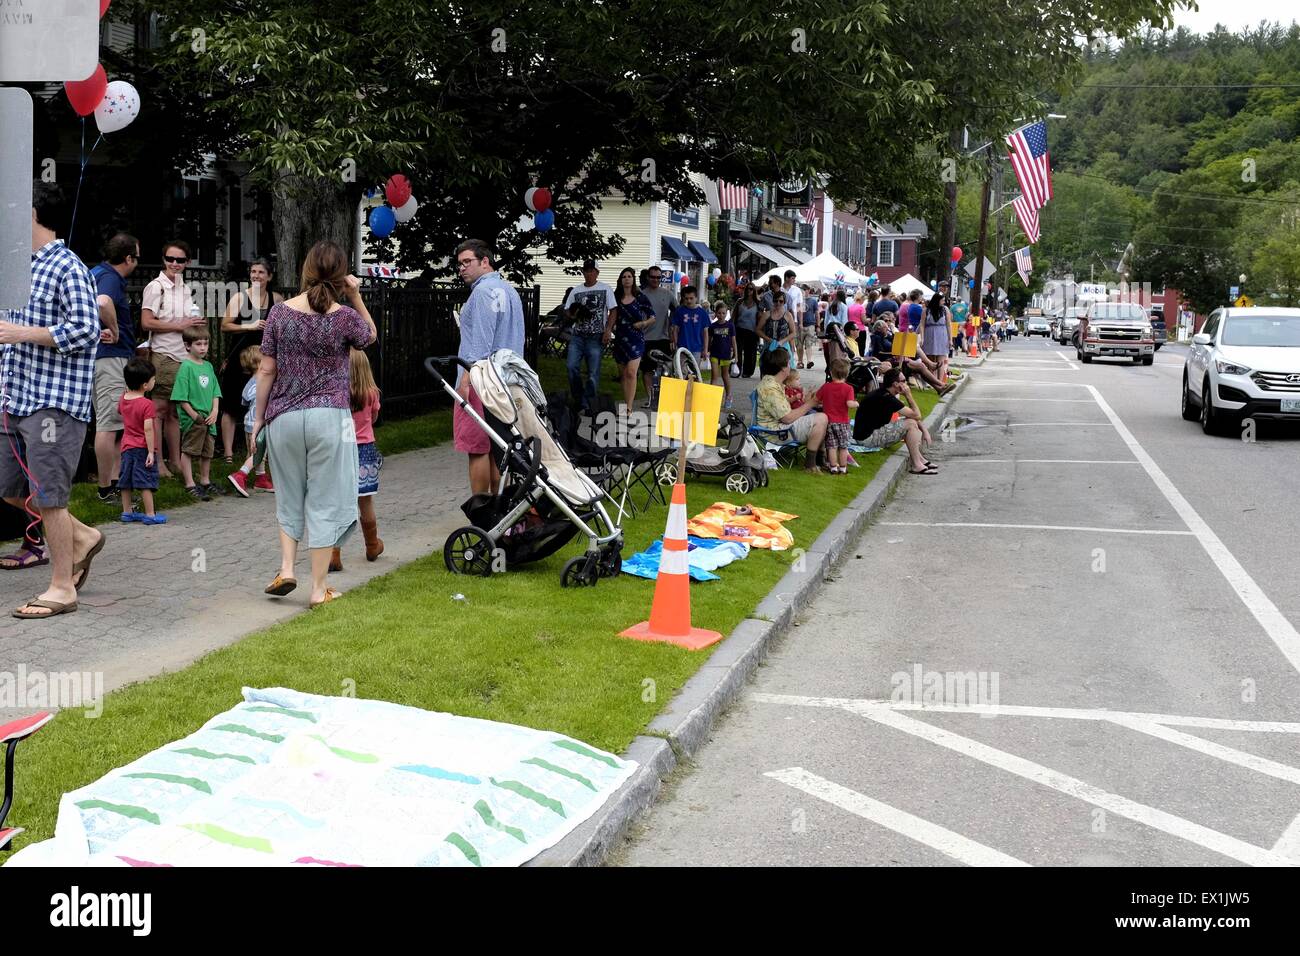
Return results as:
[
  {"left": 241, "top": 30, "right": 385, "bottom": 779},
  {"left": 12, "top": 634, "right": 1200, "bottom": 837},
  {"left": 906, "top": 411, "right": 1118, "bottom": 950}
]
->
[
  {"left": 876, "top": 239, "right": 895, "bottom": 267},
  {"left": 176, "top": 176, "right": 220, "bottom": 266},
  {"left": 1202, "top": 311, "right": 1222, "bottom": 340}
]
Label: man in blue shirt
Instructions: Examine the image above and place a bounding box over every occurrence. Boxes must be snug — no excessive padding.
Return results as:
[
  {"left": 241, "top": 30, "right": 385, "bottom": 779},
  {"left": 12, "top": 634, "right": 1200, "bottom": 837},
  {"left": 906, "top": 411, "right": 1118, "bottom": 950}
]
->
[
  {"left": 454, "top": 238, "right": 525, "bottom": 494},
  {"left": 0, "top": 184, "right": 104, "bottom": 619},
  {"left": 91, "top": 233, "right": 141, "bottom": 501}
]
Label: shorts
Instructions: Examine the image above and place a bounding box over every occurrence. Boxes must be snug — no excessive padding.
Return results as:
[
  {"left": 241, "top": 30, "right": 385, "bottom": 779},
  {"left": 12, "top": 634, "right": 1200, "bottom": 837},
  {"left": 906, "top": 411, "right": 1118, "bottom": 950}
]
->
[
  {"left": 358, "top": 441, "right": 382, "bottom": 496},
  {"left": 825, "top": 421, "right": 850, "bottom": 449},
  {"left": 453, "top": 383, "right": 491, "bottom": 455},
  {"left": 865, "top": 419, "right": 908, "bottom": 449},
  {"left": 150, "top": 353, "right": 181, "bottom": 396},
  {"left": 789, "top": 413, "right": 819, "bottom": 444},
  {"left": 0, "top": 408, "right": 87, "bottom": 509},
  {"left": 181, "top": 423, "right": 216, "bottom": 459},
  {"left": 801, "top": 326, "right": 820, "bottom": 349},
  {"left": 93, "top": 356, "right": 128, "bottom": 432},
  {"left": 118, "top": 446, "right": 159, "bottom": 491}
]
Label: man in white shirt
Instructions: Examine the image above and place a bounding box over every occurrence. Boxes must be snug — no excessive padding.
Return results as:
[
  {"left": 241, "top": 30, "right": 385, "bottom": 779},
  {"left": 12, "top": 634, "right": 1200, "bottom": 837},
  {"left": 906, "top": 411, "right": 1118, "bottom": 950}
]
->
[{"left": 562, "top": 259, "right": 616, "bottom": 413}]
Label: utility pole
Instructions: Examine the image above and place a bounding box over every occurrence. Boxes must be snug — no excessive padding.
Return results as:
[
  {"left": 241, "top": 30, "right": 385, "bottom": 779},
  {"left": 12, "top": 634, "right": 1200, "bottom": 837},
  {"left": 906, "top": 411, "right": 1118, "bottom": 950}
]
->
[
  {"left": 993, "top": 153, "right": 1004, "bottom": 306},
  {"left": 939, "top": 129, "right": 962, "bottom": 285},
  {"left": 971, "top": 150, "right": 993, "bottom": 319}
]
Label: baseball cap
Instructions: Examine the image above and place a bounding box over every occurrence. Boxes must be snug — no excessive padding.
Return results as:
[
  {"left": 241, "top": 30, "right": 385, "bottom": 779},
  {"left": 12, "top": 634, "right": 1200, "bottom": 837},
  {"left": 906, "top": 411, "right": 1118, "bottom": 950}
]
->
[{"left": 582, "top": 259, "right": 598, "bottom": 270}]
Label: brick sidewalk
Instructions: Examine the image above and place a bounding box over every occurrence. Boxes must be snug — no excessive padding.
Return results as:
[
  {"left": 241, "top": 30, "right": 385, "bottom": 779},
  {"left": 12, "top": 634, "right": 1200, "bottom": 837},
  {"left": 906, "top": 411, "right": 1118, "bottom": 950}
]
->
[{"left": 0, "top": 445, "right": 470, "bottom": 705}]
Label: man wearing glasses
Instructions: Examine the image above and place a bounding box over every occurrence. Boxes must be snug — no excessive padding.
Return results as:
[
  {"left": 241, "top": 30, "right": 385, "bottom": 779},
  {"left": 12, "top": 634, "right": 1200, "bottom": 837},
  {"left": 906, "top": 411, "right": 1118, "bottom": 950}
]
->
[
  {"left": 638, "top": 265, "right": 678, "bottom": 407},
  {"left": 90, "top": 233, "right": 140, "bottom": 502},
  {"left": 141, "top": 239, "right": 205, "bottom": 478},
  {"left": 454, "top": 239, "right": 525, "bottom": 493}
]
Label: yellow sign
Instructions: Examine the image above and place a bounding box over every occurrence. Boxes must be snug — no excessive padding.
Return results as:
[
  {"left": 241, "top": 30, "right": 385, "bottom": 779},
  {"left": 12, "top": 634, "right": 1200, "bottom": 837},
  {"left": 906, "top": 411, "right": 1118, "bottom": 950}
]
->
[
  {"left": 655, "top": 377, "right": 724, "bottom": 446},
  {"left": 1234, "top": 295, "right": 1254, "bottom": 307},
  {"left": 950, "top": 321, "right": 960, "bottom": 336},
  {"left": 890, "top": 331, "right": 919, "bottom": 358}
]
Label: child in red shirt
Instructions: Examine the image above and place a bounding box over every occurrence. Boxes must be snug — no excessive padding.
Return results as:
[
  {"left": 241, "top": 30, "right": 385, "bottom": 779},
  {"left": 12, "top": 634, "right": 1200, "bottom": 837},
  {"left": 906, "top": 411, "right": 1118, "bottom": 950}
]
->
[
  {"left": 816, "top": 358, "right": 859, "bottom": 474},
  {"left": 118, "top": 357, "right": 167, "bottom": 524}
]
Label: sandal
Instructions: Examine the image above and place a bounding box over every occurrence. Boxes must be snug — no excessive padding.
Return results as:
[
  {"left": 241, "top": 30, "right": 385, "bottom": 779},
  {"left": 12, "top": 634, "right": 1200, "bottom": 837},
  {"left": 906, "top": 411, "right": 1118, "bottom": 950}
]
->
[
  {"left": 264, "top": 575, "right": 297, "bottom": 596},
  {"left": 12, "top": 597, "right": 78, "bottom": 619},
  {"left": 310, "top": 587, "right": 341, "bottom": 609},
  {"left": 71, "top": 533, "right": 106, "bottom": 591},
  {"left": 908, "top": 465, "right": 939, "bottom": 475},
  {"left": 0, "top": 547, "right": 48, "bottom": 570}
]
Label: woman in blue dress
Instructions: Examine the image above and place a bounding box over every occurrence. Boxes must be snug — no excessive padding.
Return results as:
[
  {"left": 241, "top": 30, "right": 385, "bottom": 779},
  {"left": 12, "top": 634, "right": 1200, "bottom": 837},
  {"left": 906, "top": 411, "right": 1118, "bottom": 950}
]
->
[{"left": 608, "top": 267, "right": 656, "bottom": 409}]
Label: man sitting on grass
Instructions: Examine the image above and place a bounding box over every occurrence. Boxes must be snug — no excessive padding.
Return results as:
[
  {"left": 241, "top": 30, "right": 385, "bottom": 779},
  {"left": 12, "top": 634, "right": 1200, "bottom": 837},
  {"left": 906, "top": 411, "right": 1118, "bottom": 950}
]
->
[
  {"left": 754, "top": 348, "right": 828, "bottom": 474},
  {"left": 852, "top": 368, "right": 936, "bottom": 475}
]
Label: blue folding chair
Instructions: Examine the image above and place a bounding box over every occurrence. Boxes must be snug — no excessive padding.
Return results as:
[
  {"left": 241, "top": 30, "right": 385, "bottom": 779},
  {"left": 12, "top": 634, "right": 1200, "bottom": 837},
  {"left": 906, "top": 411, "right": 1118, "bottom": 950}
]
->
[{"left": 748, "top": 389, "right": 803, "bottom": 468}]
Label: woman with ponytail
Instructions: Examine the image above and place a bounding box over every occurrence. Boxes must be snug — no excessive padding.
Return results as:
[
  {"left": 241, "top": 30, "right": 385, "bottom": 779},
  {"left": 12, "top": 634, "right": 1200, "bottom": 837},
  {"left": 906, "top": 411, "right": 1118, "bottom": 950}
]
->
[{"left": 252, "top": 241, "right": 377, "bottom": 608}]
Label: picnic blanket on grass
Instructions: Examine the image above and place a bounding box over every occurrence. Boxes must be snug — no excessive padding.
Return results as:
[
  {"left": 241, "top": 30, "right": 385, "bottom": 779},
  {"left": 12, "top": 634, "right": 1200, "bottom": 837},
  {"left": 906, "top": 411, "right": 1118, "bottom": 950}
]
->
[
  {"left": 687, "top": 502, "right": 798, "bottom": 551},
  {"left": 5, "top": 688, "right": 636, "bottom": 868}
]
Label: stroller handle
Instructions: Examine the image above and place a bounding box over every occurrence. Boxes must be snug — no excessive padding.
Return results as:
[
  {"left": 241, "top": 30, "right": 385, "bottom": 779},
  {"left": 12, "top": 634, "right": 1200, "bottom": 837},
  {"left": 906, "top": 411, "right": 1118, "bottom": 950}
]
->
[{"left": 423, "top": 355, "right": 471, "bottom": 388}]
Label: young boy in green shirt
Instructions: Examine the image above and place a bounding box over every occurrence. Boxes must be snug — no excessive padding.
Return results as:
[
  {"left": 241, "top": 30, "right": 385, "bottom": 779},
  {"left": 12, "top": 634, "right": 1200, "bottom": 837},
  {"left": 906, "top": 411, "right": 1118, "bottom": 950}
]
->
[{"left": 171, "top": 325, "right": 224, "bottom": 500}]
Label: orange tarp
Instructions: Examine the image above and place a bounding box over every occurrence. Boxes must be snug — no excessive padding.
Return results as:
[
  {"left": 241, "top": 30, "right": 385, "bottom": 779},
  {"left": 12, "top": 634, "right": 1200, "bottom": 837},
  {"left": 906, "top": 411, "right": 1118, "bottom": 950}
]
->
[{"left": 686, "top": 503, "right": 799, "bottom": 551}]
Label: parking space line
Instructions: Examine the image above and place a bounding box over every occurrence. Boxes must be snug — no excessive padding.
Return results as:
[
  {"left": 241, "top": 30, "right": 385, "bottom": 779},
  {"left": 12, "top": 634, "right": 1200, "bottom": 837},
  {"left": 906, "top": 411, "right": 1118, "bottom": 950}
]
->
[
  {"left": 881, "top": 521, "right": 1193, "bottom": 535},
  {"left": 1007, "top": 422, "right": 1111, "bottom": 426},
  {"left": 765, "top": 767, "right": 1031, "bottom": 867},
  {"left": 1085, "top": 385, "right": 1300, "bottom": 677},
  {"left": 756, "top": 697, "right": 1296, "bottom": 866},
  {"left": 954, "top": 459, "right": 1140, "bottom": 464},
  {"left": 1107, "top": 716, "right": 1300, "bottom": 786},
  {"left": 959, "top": 398, "right": 1095, "bottom": 402},
  {"left": 752, "top": 695, "right": 1300, "bottom": 733},
  {"left": 1274, "top": 813, "right": 1300, "bottom": 860}
]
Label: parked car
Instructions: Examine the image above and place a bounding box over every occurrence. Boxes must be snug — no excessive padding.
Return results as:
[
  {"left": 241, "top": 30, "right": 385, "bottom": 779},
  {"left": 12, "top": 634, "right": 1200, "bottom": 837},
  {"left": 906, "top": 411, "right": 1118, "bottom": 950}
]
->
[
  {"left": 1024, "top": 310, "right": 1051, "bottom": 336},
  {"left": 1181, "top": 307, "right": 1300, "bottom": 434},
  {"left": 1076, "top": 302, "right": 1156, "bottom": 365}
]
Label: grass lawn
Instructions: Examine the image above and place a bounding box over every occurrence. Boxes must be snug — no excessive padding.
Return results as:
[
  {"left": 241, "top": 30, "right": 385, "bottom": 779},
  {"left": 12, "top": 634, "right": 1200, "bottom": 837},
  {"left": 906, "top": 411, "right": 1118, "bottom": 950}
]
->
[{"left": 9, "top": 388, "right": 937, "bottom": 847}]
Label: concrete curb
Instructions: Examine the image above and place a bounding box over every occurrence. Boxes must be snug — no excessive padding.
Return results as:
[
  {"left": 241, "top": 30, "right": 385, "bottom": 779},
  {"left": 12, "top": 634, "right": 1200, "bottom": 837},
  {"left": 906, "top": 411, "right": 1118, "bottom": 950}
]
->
[{"left": 529, "top": 370, "right": 972, "bottom": 867}]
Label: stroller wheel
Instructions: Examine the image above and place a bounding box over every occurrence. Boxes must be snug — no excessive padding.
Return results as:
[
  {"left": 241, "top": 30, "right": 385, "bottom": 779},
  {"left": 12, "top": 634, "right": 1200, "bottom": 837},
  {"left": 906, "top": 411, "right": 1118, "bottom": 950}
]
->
[
  {"left": 597, "top": 546, "right": 623, "bottom": 578},
  {"left": 654, "top": 461, "right": 678, "bottom": 486},
  {"left": 724, "top": 470, "right": 753, "bottom": 494},
  {"left": 444, "top": 526, "right": 496, "bottom": 577},
  {"left": 561, "top": 555, "right": 598, "bottom": 588}
]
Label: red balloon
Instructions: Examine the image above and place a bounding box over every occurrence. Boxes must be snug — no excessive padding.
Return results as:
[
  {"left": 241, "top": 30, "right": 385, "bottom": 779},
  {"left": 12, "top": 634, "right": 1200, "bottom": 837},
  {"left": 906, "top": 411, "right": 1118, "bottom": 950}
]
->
[
  {"left": 951, "top": 246, "right": 962, "bottom": 260},
  {"left": 100, "top": 0, "right": 111, "bottom": 16},
  {"left": 532, "top": 187, "right": 552, "bottom": 213},
  {"left": 679, "top": 274, "right": 690, "bottom": 284},
  {"left": 65, "top": 65, "right": 108, "bottom": 118},
  {"left": 385, "top": 174, "right": 412, "bottom": 208}
]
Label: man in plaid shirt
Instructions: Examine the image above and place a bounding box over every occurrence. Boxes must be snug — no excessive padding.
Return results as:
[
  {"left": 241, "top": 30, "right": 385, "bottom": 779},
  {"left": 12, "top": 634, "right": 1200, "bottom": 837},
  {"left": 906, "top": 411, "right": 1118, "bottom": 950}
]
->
[{"left": 0, "top": 184, "right": 105, "bottom": 619}]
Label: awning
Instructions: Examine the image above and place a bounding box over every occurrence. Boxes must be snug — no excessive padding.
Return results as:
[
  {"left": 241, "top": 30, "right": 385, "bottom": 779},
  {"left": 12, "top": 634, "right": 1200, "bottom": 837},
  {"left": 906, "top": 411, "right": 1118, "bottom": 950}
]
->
[
  {"left": 661, "top": 237, "right": 696, "bottom": 262},
  {"left": 735, "top": 238, "right": 800, "bottom": 269},
  {"left": 688, "top": 240, "right": 719, "bottom": 264},
  {"left": 784, "top": 247, "right": 813, "bottom": 264}
]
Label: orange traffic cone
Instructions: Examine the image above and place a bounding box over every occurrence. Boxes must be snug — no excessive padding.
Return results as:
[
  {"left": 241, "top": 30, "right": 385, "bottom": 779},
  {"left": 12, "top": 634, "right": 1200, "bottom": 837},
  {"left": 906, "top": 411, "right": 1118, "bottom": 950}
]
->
[
  {"left": 620, "top": 482, "right": 723, "bottom": 651},
  {"left": 967, "top": 336, "right": 978, "bottom": 358}
]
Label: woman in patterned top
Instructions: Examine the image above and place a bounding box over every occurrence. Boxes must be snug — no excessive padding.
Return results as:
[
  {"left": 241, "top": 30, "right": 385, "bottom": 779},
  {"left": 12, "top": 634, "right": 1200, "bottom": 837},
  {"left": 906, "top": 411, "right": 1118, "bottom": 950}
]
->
[
  {"left": 253, "top": 241, "right": 377, "bottom": 608},
  {"left": 605, "top": 267, "right": 656, "bottom": 409}
]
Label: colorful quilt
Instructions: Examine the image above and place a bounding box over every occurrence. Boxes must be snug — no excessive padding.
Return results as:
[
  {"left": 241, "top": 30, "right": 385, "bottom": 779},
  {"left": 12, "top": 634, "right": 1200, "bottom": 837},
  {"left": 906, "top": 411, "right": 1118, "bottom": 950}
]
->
[
  {"left": 687, "top": 502, "right": 798, "bottom": 551},
  {"left": 7, "top": 688, "right": 635, "bottom": 868}
]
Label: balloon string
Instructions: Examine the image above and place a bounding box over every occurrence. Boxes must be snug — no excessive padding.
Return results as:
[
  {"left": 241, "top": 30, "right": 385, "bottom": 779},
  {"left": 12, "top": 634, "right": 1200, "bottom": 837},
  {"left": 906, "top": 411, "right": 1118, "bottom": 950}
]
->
[{"left": 67, "top": 131, "right": 102, "bottom": 248}]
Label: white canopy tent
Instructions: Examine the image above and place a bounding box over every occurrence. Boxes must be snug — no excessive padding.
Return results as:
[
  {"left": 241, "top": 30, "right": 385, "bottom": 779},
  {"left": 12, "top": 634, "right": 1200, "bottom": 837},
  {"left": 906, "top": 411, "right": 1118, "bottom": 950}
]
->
[
  {"left": 885, "top": 273, "right": 935, "bottom": 298},
  {"left": 755, "top": 251, "right": 871, "bottom": 289}
]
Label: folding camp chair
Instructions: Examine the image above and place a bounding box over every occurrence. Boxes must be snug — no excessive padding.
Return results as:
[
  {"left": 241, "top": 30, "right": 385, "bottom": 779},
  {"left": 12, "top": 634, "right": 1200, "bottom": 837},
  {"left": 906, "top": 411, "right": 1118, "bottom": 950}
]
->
[
  {"left": 748, "top": 389, "right": 803, "bottom": 468},
  {"left": 0, "top": 711, "right": 53, "bottom": 851}
]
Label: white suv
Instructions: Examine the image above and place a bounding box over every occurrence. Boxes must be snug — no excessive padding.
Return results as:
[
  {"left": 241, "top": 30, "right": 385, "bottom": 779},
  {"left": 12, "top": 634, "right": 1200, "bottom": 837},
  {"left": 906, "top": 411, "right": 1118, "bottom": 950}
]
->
[{"left": 1182, "top": 307, "right": 1300, "bottom": 434}]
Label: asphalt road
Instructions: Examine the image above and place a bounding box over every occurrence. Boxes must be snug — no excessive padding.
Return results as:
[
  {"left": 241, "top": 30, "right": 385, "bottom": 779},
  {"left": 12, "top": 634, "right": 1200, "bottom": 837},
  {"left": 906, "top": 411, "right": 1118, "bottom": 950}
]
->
[{"left": 615, "top": 336, "right": 1300, "bottom": 867}]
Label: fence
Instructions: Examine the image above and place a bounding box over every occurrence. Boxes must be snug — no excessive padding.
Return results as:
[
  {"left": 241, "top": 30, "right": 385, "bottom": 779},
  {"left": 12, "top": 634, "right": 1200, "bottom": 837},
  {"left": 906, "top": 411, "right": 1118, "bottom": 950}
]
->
[{"left": 120, "top": 271, "right": 541, "bottom": 417}]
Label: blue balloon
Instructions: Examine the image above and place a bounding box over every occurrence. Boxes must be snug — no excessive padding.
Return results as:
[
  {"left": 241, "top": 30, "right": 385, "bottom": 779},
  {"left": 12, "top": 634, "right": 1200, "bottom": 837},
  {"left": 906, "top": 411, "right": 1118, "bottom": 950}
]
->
[
  {"left": 369, "top": 205, "right": 396, "bottom": 238},
  {"left": 968, "top": 279, "right": 975, "bottom": 288},
  {"left": 535, "top": 209, "right": 555, "bottom": 231},
  {"left": 706, "top": 274, "right": 717, "bottom": 287}
]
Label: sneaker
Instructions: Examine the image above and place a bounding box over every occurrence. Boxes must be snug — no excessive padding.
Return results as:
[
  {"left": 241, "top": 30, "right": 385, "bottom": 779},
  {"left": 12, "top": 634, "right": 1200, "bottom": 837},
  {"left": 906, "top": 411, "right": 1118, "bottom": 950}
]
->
[
  {"left": 228, "top": 470, "right": 251, "bottom": 498},
  {"left": 140, "top": 513, "right": 168, "bottom": 525},
  {"left": 96, "top": 485, "right": 116, "bottom": 503},
  {"left": 204, "top": 482, "right": 227, "bottom": 497},
  {"left": 186, "top": 485, "right": 209, "bottom": 502},
  {"left": 253, "top": 473, "right": 275, "bottom": 493},
  {"left": 724, "top": 396, "right": 733, "bottom": 409}
]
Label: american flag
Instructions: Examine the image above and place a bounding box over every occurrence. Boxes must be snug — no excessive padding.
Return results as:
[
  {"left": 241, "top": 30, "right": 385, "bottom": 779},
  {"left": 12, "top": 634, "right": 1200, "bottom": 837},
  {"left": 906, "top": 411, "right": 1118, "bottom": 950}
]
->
[
  {"left": 1014, "top": 246, "right": 1033, "bottom": 285},
  {"left": 1012, "top": 194, "right": 1041, "bottom": 244},
  {"left": 1006, "top": 121, "right": 1053, "bottom": 210},
  {"left": 717, "top": 179, "right": 750, "bottom": 210},
  {"left": 801, "top": 198, "right": 820, "bottom": 225}
]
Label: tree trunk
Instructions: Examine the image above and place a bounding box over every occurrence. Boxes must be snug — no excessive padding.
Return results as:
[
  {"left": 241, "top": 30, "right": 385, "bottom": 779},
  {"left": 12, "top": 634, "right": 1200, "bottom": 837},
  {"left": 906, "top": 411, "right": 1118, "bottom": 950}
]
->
[
  {"left": 938, "top": 129, "right": 961, "bottom": 285},
  {"left": 271, "top": 175, "right": 356, "bottom": 288}
]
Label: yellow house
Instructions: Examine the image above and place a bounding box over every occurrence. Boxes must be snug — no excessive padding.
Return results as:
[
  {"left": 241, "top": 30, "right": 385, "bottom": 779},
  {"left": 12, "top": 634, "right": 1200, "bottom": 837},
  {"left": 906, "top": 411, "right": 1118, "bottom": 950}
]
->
[{"left": 533, "top": 176, "right": 717, "bottom": 314}]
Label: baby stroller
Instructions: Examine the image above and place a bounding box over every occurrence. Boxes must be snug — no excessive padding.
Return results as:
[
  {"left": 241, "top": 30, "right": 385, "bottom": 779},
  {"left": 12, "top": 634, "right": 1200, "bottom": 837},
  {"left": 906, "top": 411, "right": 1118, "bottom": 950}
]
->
[
  {"left": 644, "top": 348, "right": 768, "bottom": 494},
  {"left": 825, "top": 323, "right": 880, "bottom": 393},
  {"left": 424, "top": 355, "right": 623, "bottom": 588}
]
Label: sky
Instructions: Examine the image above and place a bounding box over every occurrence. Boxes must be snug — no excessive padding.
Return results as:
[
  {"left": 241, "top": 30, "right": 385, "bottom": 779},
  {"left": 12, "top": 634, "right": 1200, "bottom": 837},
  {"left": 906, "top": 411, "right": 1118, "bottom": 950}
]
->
[{"left": 1172, "top": 0, "right": 1297, "bottom": 33}]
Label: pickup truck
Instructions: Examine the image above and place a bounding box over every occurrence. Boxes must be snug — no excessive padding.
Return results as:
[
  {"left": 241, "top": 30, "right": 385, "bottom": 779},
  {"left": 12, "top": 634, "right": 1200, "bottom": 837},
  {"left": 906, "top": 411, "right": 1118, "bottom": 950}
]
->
[{"left": 1076, "top": 302, "right": 1156, "bottom": 365}]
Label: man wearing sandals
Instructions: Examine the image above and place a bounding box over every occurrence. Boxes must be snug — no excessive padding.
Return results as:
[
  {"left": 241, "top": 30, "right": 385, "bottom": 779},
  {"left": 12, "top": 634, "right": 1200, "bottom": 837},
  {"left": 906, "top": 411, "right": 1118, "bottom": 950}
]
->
[
  {"left": 853, "top": 368, "right": 936, "bottom": 475},
  {"left": 0, "top": 184, "right": 105, "bottom": 618}
]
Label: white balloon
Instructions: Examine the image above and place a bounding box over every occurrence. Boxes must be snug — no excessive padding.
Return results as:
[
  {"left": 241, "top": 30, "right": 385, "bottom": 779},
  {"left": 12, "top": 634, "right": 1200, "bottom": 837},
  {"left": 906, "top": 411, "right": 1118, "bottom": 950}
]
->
[
  {"left": 393, "top": 195, "right": 419, "bottom": 223},
  {"left": 711, "top": 267, "right": 722, "bottom": 279},
  {"left": 524, "top": 187, "right": 539, "bottom": 212},
  {"left": 94, "top": 80, "right": 140, "bottom": 134}
]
